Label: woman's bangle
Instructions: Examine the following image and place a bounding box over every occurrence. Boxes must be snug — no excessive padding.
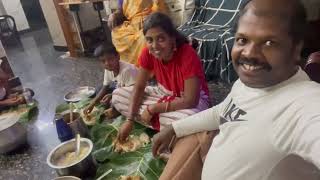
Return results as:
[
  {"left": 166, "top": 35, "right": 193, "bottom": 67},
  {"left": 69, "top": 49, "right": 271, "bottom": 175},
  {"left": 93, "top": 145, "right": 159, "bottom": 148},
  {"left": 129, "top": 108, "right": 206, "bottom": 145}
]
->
[
  {"left": 126, "top": 118, "right": 134, "bottom": 122},
  {"left": 146, "top": 105, "right": 154, "bottom": 115},
  {"left": 165, "top": 102, "right": 170, "bottom": 113},
  {"left": 127, "top": 113, "right": 138, "bottom": 122}
]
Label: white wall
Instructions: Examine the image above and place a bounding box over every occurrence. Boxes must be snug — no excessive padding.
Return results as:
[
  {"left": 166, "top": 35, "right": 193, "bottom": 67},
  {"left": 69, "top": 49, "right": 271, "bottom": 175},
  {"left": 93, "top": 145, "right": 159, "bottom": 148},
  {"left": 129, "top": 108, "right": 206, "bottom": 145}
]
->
[
  {"left": 1, "top": 0, "right": 30, "bottom": 31},
  {"left": 0, "top": 41, "right": 6, "bottom": 58},
  {"left": 78, "top": 4, "right": 104, "bottom": 31},
  {"left": 39, "top": 1, "right": 107, "bottom": 47},
  {"left": 39, "top": 0, "right": 67, "bottom": 47},
  {"left": 0, "top": 2, "right": 6, "bottom": 15}
]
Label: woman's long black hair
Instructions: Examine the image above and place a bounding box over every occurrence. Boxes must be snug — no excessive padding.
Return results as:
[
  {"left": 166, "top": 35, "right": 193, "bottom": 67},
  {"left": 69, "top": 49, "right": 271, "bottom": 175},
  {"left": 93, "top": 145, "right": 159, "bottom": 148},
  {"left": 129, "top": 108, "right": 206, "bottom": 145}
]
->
[{"left": 143, "top": 12, "right": 188, "bottom": 48}]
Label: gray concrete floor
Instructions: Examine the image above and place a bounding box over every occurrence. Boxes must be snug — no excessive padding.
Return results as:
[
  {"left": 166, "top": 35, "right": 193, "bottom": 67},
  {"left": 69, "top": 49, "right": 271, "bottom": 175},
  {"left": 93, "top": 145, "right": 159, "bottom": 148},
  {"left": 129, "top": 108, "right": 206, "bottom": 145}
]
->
[{"left": 0, "top": 28, "right": 104, "bottom": 180}]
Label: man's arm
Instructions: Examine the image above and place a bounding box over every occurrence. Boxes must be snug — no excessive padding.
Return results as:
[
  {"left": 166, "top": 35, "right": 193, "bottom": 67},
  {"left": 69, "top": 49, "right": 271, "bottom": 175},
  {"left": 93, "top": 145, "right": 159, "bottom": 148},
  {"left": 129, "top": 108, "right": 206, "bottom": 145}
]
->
[
  {"left": 152, "top": 105, "right": 222, "bottom": 157},
  {"left": 172, "top": 105, "right": 221, "bottom": 137},
  {"left": 290, "top": 115, "right": 320, "bottom": 169},
  {"left": 172, "top": 86, "right": 234, "bottom": 138}
]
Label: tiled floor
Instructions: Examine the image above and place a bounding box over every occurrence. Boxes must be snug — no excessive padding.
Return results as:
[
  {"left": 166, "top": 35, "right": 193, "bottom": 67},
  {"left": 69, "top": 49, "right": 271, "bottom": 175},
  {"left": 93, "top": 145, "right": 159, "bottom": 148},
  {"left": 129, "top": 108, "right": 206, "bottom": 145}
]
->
[
  {"left": 0, "top": 28, "right": 105, "bottom": 180},
  {"left": 0, "top": 28, "right": 231, "bottom": 180}
]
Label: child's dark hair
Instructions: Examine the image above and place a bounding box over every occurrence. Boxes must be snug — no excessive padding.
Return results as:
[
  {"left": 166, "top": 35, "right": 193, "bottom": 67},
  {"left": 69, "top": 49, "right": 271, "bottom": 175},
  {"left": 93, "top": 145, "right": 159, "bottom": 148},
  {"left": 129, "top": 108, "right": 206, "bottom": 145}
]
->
[
  {"left": 94, "top": 43, "right": 119, "bottom": 58},
  {"left": 143, "top": 12, "right": 188, "bottom": 48}
]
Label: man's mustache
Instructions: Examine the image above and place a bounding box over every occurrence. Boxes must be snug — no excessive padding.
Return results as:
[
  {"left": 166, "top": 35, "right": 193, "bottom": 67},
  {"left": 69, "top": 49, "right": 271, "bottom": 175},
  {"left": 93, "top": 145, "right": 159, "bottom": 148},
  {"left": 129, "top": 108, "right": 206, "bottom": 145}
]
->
[{"left": 237, "top": 58, "right": 272, "bottom": 71}]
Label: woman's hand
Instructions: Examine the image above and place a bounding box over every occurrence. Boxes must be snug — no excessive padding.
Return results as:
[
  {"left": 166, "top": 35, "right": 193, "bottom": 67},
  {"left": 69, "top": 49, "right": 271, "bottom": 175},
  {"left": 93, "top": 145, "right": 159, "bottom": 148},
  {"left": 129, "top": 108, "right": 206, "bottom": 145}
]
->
[
  {"left": 117, "top": 119, "right": 134, "bottom": 142},
  {"left": 2, "top": 96, "right": 24, "bottom": 106},
  {"left": 107, "top": 11, "right": 126, "bottom": 29},
  {"left": 7, "top": 92, "right": 19, "bottom": 99},
  {"left": 83, "top": 103, "right": 95, "bottom": 115},
  {"left": 100, "top": 94, "right": 112, "bottom": 106}
]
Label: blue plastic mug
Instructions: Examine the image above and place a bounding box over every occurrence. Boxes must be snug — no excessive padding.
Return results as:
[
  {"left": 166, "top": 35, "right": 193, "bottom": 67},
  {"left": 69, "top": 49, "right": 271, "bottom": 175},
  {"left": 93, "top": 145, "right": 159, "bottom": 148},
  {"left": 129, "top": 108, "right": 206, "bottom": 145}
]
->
[{"left": 55, "top": 116, "right": 74, "bottom": 142}]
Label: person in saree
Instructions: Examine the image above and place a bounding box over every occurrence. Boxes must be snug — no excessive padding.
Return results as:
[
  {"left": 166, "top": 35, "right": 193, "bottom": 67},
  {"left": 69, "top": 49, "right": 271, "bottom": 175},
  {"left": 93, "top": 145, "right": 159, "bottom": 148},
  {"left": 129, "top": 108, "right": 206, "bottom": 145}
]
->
[
  {"left": 0, "top": 66, "right": 33, "bottom": 109},
  {"left": 107, "top": 0, "right": 168, "bottom": 65},
  {"left": 111, "top": 12, "right": 211, "bottom": 142}
]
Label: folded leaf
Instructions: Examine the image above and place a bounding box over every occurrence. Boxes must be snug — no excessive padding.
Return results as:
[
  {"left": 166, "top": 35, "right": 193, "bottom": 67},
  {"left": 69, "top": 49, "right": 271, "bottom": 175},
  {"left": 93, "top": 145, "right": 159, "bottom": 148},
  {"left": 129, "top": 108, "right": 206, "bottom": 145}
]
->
[
  {"left": 95, "top": 145, "right": 166, "bottom": 180},
  {"left": 91, "top": 117, "right": 166, "bottom": 180}
]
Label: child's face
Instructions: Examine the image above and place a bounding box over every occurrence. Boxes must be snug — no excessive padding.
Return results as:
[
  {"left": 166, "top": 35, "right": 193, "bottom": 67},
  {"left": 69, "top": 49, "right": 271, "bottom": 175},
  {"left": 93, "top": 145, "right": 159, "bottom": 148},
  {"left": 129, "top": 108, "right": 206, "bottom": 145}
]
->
[{"left": 100, "top": 53, "right": 119, "bottom": 72}]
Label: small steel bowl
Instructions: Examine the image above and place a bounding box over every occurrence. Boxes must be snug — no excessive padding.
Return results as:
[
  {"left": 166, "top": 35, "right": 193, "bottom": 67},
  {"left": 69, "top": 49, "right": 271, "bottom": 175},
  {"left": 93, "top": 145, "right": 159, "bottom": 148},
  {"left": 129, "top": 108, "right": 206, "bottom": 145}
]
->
[
  {"left": 52, "top": 176, "right": 81, "bottom": 180},
  {"left": 64, "top": 86, "right": 96, "bottom": 103},
  {"left": 47, "top": 138, "right": 96, "bottom": 177}
]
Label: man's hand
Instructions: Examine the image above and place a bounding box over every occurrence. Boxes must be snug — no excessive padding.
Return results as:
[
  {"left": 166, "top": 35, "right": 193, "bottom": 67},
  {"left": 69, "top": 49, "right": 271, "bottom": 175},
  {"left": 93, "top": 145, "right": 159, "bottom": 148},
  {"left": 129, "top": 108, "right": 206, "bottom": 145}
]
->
[
  {"left": 117, "top": 119, "right": 134, "bottom": 142},
  {"left": 83, "top": 104, "right": 94, "bottom": 115},
  {"left": 152, "top": 125, "right": 176, "bottom": 157},
  {"left": 100, "top": 94, "right": 112, "bottom": 106}
]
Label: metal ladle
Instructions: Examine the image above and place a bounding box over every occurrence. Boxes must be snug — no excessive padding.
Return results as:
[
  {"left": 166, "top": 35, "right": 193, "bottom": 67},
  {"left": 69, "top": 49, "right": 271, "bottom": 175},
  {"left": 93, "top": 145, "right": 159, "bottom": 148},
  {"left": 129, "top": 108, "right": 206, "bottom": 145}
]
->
[{"left": 75, "top": 133, "right": 81, "bottom": 156}]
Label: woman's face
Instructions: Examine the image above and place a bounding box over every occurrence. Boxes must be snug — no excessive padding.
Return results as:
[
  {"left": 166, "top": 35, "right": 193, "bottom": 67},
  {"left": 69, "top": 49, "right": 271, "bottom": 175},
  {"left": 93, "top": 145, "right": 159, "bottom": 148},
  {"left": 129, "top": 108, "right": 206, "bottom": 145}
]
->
[{"left": 145, "top": 27, "right": 175, "bottom": 61}]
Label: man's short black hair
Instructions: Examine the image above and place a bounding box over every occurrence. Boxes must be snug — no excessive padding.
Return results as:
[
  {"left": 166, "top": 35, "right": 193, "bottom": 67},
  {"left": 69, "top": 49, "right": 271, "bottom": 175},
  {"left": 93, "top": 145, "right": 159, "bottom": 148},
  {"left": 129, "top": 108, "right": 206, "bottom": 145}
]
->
[
  {"left": 94, "top": 43, "right": 119, "bottom": 58},
  {"left": 233, "top": 0, "right": 307, "bottom": 43}
]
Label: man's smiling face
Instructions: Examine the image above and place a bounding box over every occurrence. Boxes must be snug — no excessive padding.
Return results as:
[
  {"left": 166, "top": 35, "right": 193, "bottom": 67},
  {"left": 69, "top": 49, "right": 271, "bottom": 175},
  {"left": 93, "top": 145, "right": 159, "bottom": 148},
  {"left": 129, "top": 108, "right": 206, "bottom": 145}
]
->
[{"left": 231, "top": 1, "right": 302, "bottom": 88}]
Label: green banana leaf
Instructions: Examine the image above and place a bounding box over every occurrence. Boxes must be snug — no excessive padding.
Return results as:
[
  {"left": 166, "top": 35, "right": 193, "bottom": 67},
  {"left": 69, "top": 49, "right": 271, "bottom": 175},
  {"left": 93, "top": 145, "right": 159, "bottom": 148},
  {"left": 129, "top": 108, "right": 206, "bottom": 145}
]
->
[
  {"left": 18, "top": 103, "right": 38, "bottom": 123},
  {"left": 91, "top": 116, "right": 147, "bottom": 162},
  {"left": 91, "top": 117, "right": 166, "bottom": 180},
  {"left": 0, "top": 103, "right": 38, "bottom": 124},
  {"left": 55, "top": 98, "right": 92, "bottom": 114},
  {"left": 56, "top": 100, "right": 166, "bottom": 179},
  {"left": 95, "top": 144, "right": 166, "bottom": 180}
]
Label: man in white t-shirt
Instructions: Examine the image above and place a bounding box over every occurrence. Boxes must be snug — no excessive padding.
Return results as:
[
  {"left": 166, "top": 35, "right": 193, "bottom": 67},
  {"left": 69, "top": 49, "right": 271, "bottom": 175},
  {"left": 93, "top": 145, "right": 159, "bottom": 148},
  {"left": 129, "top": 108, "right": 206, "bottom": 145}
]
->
[
  {"left": 84, "top": 44, "right": 138, "bottom": 117},
  {"left": 152, "top": 0, "right": 320, "bottom": 180}
]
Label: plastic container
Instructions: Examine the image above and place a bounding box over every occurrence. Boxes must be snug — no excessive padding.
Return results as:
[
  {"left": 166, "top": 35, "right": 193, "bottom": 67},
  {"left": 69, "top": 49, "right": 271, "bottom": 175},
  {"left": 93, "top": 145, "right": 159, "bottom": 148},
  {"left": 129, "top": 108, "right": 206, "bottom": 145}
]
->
[
  {"left": 55, "top": 116, "right": 74, "bottom": 142},
  {"left": 23, "top": 88, "right": 34, "bottom": 105}
]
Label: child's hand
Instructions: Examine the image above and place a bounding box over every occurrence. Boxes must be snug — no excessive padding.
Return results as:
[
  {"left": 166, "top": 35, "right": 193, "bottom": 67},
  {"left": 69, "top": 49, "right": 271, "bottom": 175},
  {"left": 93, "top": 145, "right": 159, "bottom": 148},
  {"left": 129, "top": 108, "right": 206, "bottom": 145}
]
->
[
  {"left": 7, "top": 92, "right": 19, "bottom": 99},
  {"left": 83, "top": 104, "right": 94, "bottom": 115},
  {"left": 3, "top": 96, "right": 24, "bottom": 106},
  {"left": 100, "top": 94, "right": 112, "bottom": 105}
]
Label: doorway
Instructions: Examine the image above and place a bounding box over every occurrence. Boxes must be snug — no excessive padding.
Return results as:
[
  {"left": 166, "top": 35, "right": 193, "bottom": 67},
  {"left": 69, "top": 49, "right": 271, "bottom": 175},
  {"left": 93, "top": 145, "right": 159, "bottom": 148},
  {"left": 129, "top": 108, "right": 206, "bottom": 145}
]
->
[{"left": 20, "top": 0, "right": 47, "bottom": 31}]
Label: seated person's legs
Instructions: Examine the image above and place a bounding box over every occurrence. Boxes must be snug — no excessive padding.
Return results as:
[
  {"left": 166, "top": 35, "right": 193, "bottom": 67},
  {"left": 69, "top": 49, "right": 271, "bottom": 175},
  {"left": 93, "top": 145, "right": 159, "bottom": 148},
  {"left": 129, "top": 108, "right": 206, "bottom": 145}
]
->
[{"left": 160, "top": 131, "right": 218, "bottom": 180}]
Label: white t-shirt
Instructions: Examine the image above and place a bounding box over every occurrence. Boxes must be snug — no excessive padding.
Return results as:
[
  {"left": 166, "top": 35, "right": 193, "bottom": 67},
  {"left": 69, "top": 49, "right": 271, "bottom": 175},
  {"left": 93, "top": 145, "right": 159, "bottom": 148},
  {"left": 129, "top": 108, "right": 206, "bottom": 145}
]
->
[
  {"left": 103, "top": 60, "right": 138, "bottom": 88},
  {"left": 173, "top": 68, "right": 320, "bottom": 180}
]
